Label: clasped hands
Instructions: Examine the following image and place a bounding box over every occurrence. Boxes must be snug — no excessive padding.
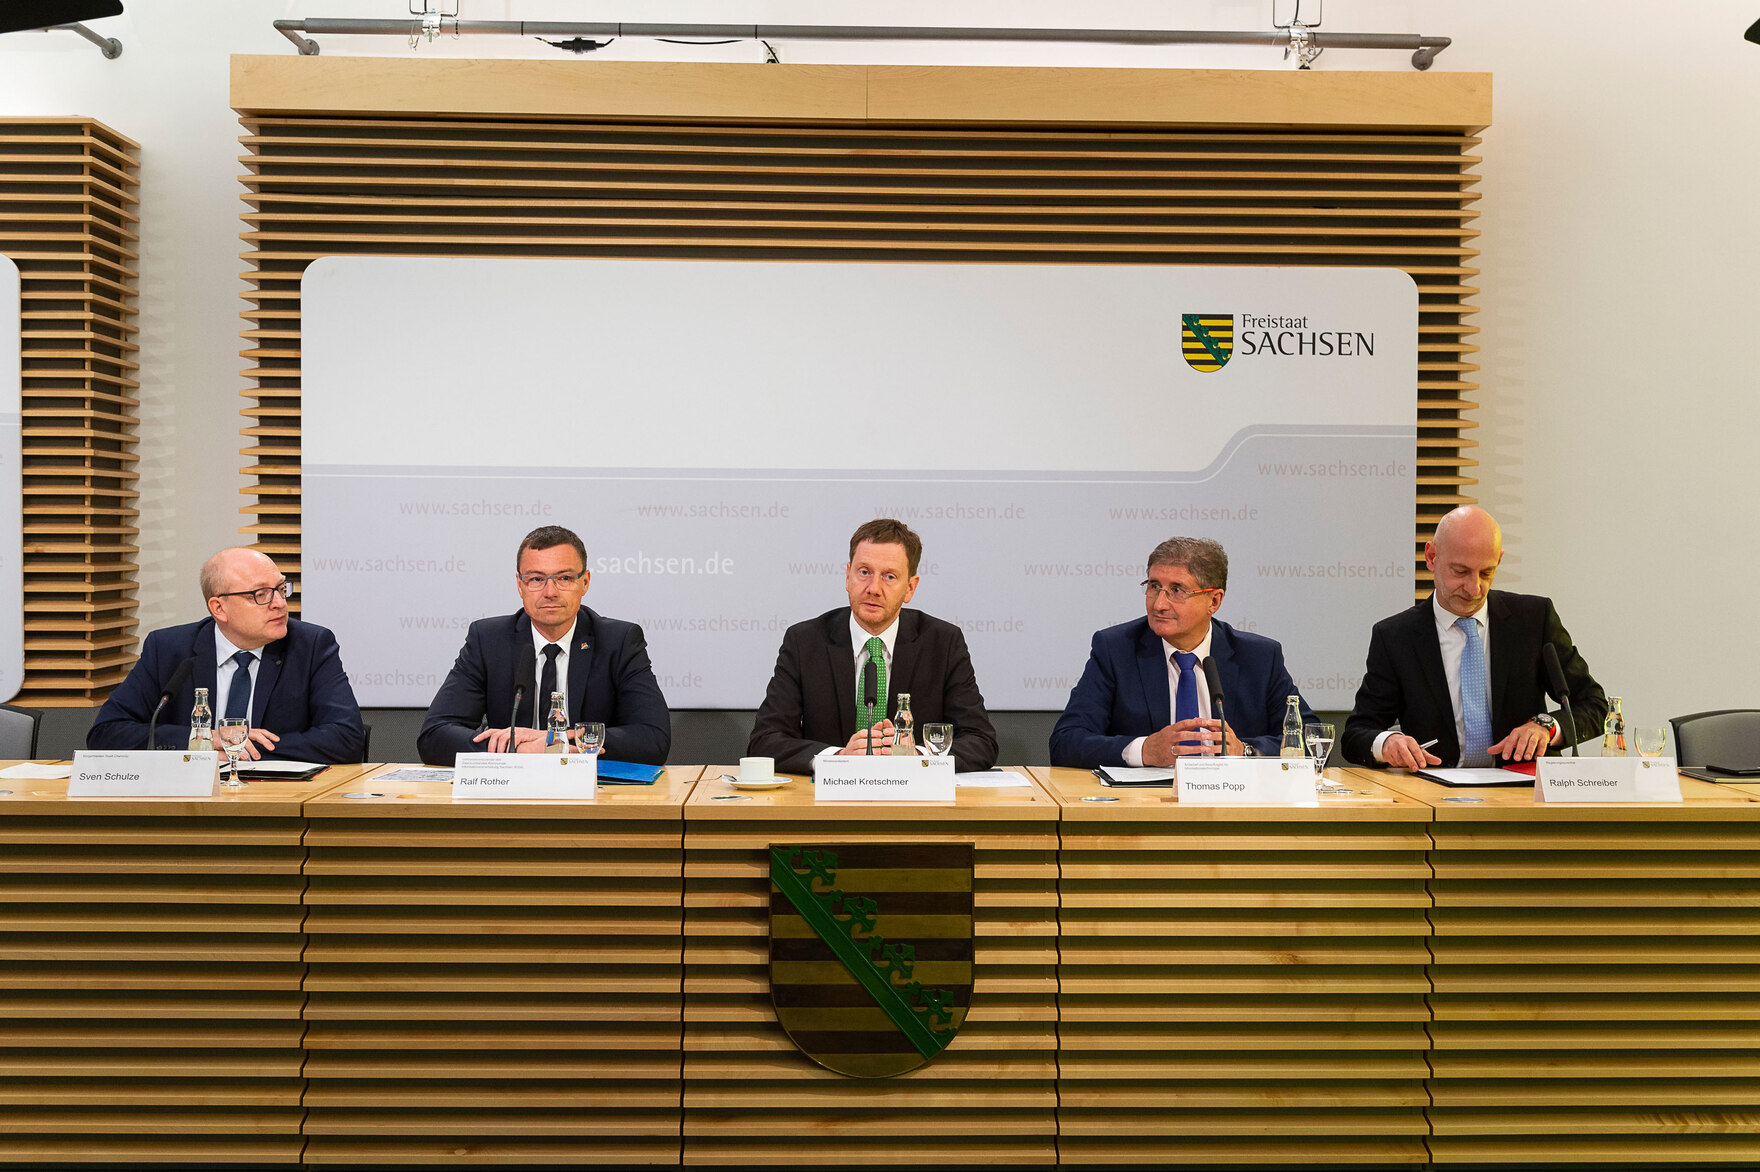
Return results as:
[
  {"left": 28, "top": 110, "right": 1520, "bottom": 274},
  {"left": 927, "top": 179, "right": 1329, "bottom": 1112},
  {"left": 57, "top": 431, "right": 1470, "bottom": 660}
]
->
[
  {"left": 1382, "top": 719, "right": 1559, "bottom": 771},
  {"left": 1141, "top": 717, "right": 1242, "bottom": 767},
  {"left": 837, "top": 720, "right": 897, "bottom": 755},
  {"left": 473, "top": 726, "right": 593, "bottom": 753}
]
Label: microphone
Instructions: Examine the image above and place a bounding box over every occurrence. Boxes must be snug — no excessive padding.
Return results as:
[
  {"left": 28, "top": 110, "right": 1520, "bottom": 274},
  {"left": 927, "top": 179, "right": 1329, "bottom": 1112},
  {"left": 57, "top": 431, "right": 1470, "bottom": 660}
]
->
[
  {"left": 508, "top": 641, "right": 536, "bottom": 751},
  {"left": 147, "top": 656, "right": 196, "bottom": 751},
  {"left": 863, "top": 657, "right": 878, "bottom": 755},
  {"left": 1541, "top": 643, "right": 1578, "bottom": 758},
  {"left": 1201, "top": 655, "right": 1227, "bottom": 755}
]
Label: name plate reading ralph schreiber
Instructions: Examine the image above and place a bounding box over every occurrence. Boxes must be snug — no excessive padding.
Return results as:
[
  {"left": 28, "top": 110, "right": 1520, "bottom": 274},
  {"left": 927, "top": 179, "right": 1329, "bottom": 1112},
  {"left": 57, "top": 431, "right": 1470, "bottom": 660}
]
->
[
  {"left": 814, "top": 754, "right": 955, "bottom": 802},
  {"left": 1176, "top": 756, "right": 1318, "bottom": 804},
  {"left": 1535, "top": 756, "right": 1682, "bottom": 803},
  {"left": 69, "top": 750, "right": 219, "bottom": 797},
  {"left": 453, "top": 753, "right": 597, "bottom": 800}
]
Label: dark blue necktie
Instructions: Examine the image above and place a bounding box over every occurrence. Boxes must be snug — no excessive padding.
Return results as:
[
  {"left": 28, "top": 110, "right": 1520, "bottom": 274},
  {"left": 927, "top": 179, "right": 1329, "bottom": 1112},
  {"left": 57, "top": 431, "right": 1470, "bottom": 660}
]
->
[
  {"left": 1172, "top": 650, "right": 1200, "bottom": 724},
  {"left": 224, "top": 649, "right": 255, "bottom": 720}
]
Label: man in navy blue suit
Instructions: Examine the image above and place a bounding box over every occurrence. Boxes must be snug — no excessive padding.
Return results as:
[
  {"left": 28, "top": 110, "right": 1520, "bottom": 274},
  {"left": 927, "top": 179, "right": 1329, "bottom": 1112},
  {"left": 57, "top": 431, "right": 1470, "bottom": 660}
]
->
[
  {"left": 88, "top": 547, "right": 366, "bottom": 763},
  {"left": 417, "top": 525, "right": 670, "bottom": 766},
  {"left": 1050, "top": 536, "right": 1316, "bottom": 767}
]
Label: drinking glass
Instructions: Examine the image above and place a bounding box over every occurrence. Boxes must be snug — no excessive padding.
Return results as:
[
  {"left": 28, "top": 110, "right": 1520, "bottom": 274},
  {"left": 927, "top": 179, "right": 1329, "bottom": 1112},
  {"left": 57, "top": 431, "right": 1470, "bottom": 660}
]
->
[
  {"left": 1305, "top": 722, "right": 1337, "bottom": 790},
  {"left": 216, "top": 717, "right": 250, "bottom": 787},
  {"left": 1633, "top": 726, "right": 1668, "bottom": 758},
  {"left": 570, "top": 722, "right": 606, "bottom": 756},
  {"left": 923, "top": 723, "right": 954, "bottom": 757}
]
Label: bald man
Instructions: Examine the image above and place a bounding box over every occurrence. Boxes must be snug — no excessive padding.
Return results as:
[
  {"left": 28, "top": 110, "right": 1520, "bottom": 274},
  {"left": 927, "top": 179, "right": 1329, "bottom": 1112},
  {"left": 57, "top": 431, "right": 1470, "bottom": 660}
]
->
[
  {"left": 88, "top": 547, "right": 366, "bottom": 763},
  {"left": 1341, "top": 506, "right": 1607, "bottom": 770}
]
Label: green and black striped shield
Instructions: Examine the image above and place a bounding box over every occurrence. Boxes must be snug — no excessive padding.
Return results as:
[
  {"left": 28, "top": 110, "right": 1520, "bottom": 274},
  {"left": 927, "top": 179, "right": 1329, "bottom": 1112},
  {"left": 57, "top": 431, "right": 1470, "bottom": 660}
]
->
[{"left": 769, "top": 843, "right": 974, "bottom": 1078}]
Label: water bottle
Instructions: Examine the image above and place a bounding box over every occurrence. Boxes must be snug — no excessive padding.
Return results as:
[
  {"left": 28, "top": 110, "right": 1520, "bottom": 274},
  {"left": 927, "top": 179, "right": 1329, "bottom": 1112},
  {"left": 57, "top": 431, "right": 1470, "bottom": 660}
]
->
[
  {"left": 892, "top": 692, "right": 916, "bottom": 756},
  {"left": 1602, "top": 696, "right": 1626, "bottom": 757},
  {"left": 545, "top": 691, "right": 568, "bottom": 754},
  {"left": 188, "top": 687, "right": 213, "bottom": 752},
  {"left": 1279, "top": 694, "right": 1305, "bottom": 758}
]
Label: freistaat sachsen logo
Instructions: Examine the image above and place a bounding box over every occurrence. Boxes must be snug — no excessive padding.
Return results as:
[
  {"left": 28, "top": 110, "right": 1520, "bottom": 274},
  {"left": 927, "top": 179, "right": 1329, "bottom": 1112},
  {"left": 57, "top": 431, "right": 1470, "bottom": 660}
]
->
[
  {"left": 1181, "top": 313, "right": 1234, "bottom": 372},
  {"left": 769, "top": 843, "right": 973, "bottom": 1078}
]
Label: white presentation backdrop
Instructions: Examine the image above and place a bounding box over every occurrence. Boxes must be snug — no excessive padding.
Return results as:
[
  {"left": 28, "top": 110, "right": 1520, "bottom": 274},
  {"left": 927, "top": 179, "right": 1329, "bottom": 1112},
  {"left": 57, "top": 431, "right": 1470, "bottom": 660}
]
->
[
  {"left": 0, "top": 257, "right": 21, "bottom": 702},
  {"left": 303, "top": 258, "right": 1416, "bottom": 710}
]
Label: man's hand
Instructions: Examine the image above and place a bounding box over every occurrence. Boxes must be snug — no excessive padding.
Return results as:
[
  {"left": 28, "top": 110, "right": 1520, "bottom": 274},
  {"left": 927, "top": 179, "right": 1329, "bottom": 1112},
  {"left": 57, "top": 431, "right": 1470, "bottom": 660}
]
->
[
  {"left": 838, "top": 721, "right": 895, "bottom": 755},
  {"left": 239, "top": 728, "right": 279, "bottom": 761},
  {"left": 472, "top": 726, "right": 549, "bottom": 754},
  {"left": 1489, "top": 720, "right": 1556, "bottom": 762},
  {"left": 1382, "top": 733, "right": 1442, "bottom": 771},
  {"left": 1142, "top": 718, "right": 1229, "bottom": 766}
]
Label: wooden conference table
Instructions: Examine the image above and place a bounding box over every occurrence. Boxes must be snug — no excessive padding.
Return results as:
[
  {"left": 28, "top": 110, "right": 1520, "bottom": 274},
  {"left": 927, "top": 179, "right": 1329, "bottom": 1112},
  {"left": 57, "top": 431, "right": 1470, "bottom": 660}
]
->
[{"left": 0, "top": 761, "right": 1755, "bottom": 1167}]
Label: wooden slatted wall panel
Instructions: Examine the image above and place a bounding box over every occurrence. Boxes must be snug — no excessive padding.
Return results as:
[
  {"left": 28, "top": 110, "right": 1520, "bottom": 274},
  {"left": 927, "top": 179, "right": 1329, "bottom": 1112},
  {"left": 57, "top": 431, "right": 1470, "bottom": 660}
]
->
[
  {"left": 0, "top": 119, "right": 140, "bottom": 705},
  {"left": 235, "top": 101, "right": 1480, "bottom": 602},
  {"left": 681, "top": 810, "right": 1059, "bottom": 1164},
  {"left": 1057, "top": 813, "right": 1435, "bottom": 1165},
  {"left": 1427, "top": 816, "right": 1760, "bottom": 1164},
  {"left": 0, "top": 808, "right": 306, "bottom": 1163},
  {"left": 300, "top": 811, "right": 685, "bottom": 1165}
]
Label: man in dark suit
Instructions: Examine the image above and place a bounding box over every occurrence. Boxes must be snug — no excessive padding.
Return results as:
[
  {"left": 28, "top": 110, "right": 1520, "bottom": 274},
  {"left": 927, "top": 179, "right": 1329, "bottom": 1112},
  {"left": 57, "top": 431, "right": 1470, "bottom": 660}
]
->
[
  {"left": 748, "top": 518, "right": 998, "bottom": 774},
  {"left": 1342, "top": 505, "right": 1606, "bottom": 770},
  {"left": 1050, "top": 536, "right": 1316, "bottom": 767},
  {"left": 87, "top": 547, "right": 366, "bottom": 763},
  {"left": 417, "top": 525, "right": 670, "bottom": 766}
]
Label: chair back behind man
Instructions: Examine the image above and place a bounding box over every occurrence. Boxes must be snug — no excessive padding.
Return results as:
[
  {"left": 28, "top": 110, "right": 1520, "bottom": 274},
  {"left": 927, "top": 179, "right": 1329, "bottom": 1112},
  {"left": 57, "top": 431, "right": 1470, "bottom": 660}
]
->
[{"left": 1670, "top": 709, "right": 1760, "bottom": 769}]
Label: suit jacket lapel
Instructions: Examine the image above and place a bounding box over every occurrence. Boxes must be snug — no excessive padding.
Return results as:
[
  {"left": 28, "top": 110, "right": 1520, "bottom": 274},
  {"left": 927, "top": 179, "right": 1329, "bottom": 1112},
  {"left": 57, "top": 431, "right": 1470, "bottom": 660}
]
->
[
  {"left": 1484, "top": 590, "right": 1516, "bottom": 728},
  {"left": 1208, "top": 622, "right": 1235, "bottom": 721},
  {"left": 1136, "top": 624, "right": 1171, "bottom": 729},
  {"left": 193, "top": 619, "right": 220, "bottom": 708},
  {"left": 1415, "top": 596, "right": 1452, "bottom": 728},
  {"left": 568, "top": 609, "right": 595, "bottom": 722},
  {"left": 888, "top": 611, "right": 920, "bottom": 716},
  {"left": 251, "top": 636, "right": 286, "bottom": 727},
  {"left": 512, "top": 611, "right": 536, "bottom": 728},
  {"left": 826, "top": 610, "right": 859, "bottom": 740}
]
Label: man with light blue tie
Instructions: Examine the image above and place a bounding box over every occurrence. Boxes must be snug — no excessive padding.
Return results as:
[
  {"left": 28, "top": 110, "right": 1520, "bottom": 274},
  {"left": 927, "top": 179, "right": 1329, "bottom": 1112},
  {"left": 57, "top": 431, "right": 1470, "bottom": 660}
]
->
[
  {"left": 1340, "top": 505, "right": 1607, "bottom": 770},
  {"left": 1050, "top": 536, "right": 1316, "bottom": 767}
]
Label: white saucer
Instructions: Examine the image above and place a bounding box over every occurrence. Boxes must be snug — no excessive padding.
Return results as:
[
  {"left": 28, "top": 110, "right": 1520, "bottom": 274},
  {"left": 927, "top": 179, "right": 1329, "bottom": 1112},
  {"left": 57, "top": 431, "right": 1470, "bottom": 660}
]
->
[{"left": 725, "top": 775, "right": 791, "bottom": 790}]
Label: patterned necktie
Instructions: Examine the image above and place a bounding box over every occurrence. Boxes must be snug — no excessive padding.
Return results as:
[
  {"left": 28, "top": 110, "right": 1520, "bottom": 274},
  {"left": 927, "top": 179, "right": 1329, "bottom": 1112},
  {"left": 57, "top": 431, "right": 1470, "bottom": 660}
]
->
[
  {"left": 537, "top": 643, "right": 561, "bottom": 727},
  {"left": 856, "top": 636, "right": 887, "bottom": 730},
  {"left": 224, "top": 649, "right": 255, "bottom": 720},
  {"left": 1456, "top": 616, "right": 1492, "bottom": 766},
  {"left": 1171, "top": 650, "right": 1200, "bottom": 724}
]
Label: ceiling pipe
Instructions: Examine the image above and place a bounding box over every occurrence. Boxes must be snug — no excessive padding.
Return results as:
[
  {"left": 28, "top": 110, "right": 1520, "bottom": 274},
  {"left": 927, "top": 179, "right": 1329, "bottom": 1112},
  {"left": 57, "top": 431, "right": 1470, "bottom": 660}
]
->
[{"left": 271, "top": 19, "right": 1451, "bottom": 70}]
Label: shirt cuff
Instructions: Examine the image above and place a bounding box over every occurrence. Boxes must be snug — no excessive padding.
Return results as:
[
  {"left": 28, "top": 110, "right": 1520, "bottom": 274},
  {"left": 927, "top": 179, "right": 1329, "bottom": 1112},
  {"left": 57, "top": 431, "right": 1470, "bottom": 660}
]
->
[
  {"left": 1371, "top": 730, "right": 1393, "bottom": 763},
  {"left": 1123, "top": 736, "right": 1147, "bottom": 768}
]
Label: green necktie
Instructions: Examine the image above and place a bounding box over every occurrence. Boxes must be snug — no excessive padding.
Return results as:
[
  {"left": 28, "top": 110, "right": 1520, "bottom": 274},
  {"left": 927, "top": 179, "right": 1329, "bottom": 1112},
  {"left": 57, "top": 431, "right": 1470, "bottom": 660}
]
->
[{"left": 857, "top": 636, "right": 887, "bottom": 730}]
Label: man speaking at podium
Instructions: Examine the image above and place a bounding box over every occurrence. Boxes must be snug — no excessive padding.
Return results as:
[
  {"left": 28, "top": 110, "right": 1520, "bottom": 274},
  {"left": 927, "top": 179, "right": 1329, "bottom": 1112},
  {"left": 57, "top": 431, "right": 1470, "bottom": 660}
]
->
[
  {"left": 417, "top": 525, "right": 671, "bottom": 765},
  {"left": 1049, "top": 536, "right": 1315, "bottom": 767},
  {"left": 1341, "top": 505, "right": 1607, "bottom": 770},
  {"left": 87, "top": 546, "right": 366, "bottom": 762},
  {"left": 748, "top": 518, "right": 998, "bottom": 774}
]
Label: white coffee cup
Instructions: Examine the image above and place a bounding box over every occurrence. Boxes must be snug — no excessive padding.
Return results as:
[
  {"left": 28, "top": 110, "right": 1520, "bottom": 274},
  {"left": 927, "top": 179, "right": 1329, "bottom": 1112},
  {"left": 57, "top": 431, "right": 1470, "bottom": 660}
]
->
[{"left": 738, "top": 756, "right": 775, "bottom": 782}]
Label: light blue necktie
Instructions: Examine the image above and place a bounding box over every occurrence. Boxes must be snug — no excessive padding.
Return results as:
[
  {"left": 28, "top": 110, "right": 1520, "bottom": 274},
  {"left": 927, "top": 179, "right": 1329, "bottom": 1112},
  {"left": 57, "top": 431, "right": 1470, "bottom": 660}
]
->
[{"left": 1455, "top": 616, "right": 1492, "bottom": 766}]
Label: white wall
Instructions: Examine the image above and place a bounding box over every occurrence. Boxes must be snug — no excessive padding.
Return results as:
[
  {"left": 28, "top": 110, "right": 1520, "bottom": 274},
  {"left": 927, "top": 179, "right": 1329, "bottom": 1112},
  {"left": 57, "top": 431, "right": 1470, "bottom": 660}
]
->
[{"left": 2, "top": 1, "right": 1756, "bottom": 728}]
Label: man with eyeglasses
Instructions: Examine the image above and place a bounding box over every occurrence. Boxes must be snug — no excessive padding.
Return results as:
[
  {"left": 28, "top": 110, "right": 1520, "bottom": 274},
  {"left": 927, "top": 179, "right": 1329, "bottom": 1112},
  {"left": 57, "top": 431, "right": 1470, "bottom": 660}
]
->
[
  {"left": 1049, "top": 536, "right": 1316, "bottom": 767},
  {"left": 88, "top": 547, "right": 366, "bottom": 761},
  {"left": 417, "top": 525, "right": 670, "bottom": 765}
]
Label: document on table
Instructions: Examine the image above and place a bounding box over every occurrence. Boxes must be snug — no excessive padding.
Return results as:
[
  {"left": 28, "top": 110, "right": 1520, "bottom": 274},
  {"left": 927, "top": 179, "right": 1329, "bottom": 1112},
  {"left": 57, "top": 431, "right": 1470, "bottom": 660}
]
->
[
  {"left": 236, "top": 760, "right": 327, "bottom": 780},
  {"left": 377, "top": 767, "right": 454, "bottom": 782},
  {"left": 1095, "top": 766, "right": 1180, "bottom": 787},
  {"left": 957, "top": 770, "right": 1033, "bottom": 788},
  {"left": 0, "top": 762, "right": 71, "bottom": 780},
  {"left": 1415, "top": 767, "right": 1533, "bottom": 788}
]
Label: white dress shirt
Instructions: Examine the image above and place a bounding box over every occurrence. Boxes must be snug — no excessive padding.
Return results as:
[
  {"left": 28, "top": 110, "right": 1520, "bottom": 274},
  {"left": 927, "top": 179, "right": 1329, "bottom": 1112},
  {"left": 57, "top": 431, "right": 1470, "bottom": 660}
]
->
[
  {"left": 1123, "top": 624, "right": 1216, "bottom": 767},
  {"left": 212, "top": 629, "right": 261, "bottom": 721},
  {"left": 529, "top": 617, "right": 578, "bottom": 723},
  {"left": 1372, "top": 596, "right": 1489, "bottom": 764}
]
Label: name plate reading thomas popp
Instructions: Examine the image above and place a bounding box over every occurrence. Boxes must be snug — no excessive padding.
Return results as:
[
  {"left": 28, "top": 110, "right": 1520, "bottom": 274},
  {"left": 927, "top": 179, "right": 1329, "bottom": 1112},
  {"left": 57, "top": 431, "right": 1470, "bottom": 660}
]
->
[
  {"left": 68, "top": 750, "right": 219, "bottom": 797},
  {"left": 1535, "top": 756, "right": 1682, "bottom": 803},
  {"left": 454, "top": 753, "right": 596, "bottom": 800},
  {"left": 814, "top": 754, "right": 955, "bottom": 802},
  {"left": 1176, "top": 756, "right": 1318, "bottom": 804}
]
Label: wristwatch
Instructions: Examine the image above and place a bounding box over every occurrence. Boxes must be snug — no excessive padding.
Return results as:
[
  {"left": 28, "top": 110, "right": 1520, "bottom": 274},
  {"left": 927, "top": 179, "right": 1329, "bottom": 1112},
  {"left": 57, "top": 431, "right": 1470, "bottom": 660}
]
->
[
  {"left": 1532, "top": 714, "right": 1558, "bottom": 732},
  {"left": 1241, "top": 744, "right": 1257, "bottom": 757}
]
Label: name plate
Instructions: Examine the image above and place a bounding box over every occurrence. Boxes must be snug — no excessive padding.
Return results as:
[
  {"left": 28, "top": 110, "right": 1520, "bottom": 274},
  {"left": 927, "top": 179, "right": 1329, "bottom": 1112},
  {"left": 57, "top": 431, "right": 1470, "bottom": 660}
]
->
[
  {"left": 453, "top": 753, "right": 597, "bottom": 800},
  {"left": 69, "top": 750, "right": 218, "bottom": 797},
  {"left": 814, "top": 754, "right": 955, "bottom": 802},
  {"left": 1176, "top": 756, "right": 1318, "bottom": 804},
  {"left": 1535, "top": 756, "right": 1682, "bottom": 803}
]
